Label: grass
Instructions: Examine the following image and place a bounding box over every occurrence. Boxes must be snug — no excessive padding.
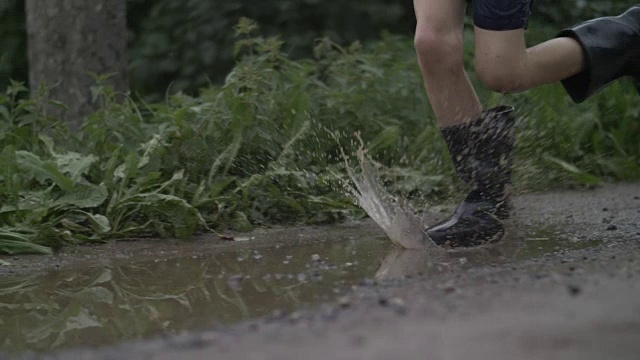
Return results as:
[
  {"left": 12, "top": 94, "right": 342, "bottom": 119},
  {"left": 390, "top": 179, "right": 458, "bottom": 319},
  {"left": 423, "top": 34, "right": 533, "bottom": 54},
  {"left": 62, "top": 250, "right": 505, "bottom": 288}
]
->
[{"left": 1, "top": 18, "right": 639, "bottom": 254}]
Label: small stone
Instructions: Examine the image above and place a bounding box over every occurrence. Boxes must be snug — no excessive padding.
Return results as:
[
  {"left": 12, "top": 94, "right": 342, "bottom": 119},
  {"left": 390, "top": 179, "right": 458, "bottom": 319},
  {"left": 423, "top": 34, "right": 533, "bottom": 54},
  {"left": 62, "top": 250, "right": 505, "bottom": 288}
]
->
[
  {"left": 338, "top": 296, "right": 351, "bottom": 308},
  {"left": 289, "top": 311, "right": 302, "bottom": 323},
  {"left": 362, "top": 278, "right": 376, "bottom": 287},
  {"left": 442, "top": 285, "right": 457, "bottom": 294},
  {"left": 236, "top": 257, "right": 245, "bottom": 262},
  {"left": 282, "top": 261, "right": 290, "bottom": 265},
  {"left": 227, "top": 275, "right": 243, "bottom": 290},
  {"left": 286, "top": 255, "right": 293, "bottom": 260},
  {"left": 378, "top": 297, "right": 389, "bottom": 307},
  {"left": 321, "top": 304, "right": 338, "bottom": 320},
  {"left": 271, "top": 309, "right": 286, "bottom": 320},
  {"left": 311, "top": 254, "right": 321, "bottom": 262},
  {"left": 311, "top": 270, "right": 323, "bottom": 281},
  {"left": 345, "top": 262, "right": 354, "bottom": 267},
  {"left": 253, "top": 255, "right": 263, "bottom": 260},
  {"left": 297, "top": 273, "right": 307, "bottom": 282},
  {"left": 390, "top": 298, "right": 407, "bottom": 316},
  {"left": 606, "top": 224, "right": 618, "bottom": 231},
  {"left": 602, "top": 207, "right": 609, "bottom": 212},
  {"left": 567, "top": 284, "right": 582, "bottom": 296}
]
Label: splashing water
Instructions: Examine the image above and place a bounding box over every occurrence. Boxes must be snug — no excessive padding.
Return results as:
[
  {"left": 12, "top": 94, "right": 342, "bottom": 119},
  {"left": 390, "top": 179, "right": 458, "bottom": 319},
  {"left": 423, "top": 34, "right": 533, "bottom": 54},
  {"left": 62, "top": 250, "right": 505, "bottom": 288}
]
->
[{"left": 340, "top": 142, "right": 439, "bottom": 250}]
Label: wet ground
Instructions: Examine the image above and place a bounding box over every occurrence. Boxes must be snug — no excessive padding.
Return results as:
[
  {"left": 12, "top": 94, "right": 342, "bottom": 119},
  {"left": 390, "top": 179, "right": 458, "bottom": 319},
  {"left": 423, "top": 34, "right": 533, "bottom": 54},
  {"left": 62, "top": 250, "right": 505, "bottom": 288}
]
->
[{"left": 2, "top": 183, "right": 640, "bottom": 359}]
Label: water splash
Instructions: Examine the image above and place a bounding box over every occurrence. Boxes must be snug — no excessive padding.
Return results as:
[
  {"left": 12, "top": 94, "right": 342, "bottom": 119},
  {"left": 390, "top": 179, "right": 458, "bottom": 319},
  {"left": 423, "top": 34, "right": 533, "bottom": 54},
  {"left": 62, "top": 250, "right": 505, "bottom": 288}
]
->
[{"left": 339, "top": 137, "right": 439, "bottom": 250}]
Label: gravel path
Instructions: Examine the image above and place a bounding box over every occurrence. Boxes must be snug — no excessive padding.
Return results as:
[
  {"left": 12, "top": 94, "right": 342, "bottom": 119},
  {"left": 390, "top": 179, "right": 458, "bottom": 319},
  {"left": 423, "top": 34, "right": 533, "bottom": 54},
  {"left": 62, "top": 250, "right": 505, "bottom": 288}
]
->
[{"left": 11, "top": 183, "right": 640, "bottom": 360}]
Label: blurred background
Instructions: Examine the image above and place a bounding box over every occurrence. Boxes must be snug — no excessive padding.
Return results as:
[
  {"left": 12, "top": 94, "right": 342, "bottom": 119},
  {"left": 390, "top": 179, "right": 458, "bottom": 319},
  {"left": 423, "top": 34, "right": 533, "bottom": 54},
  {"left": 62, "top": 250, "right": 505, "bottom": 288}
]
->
[
  {"left": 0, "top": 0, "right": 637, "bottom": 255},
  {"left": 0, "top": 0, "right": 632, "bottom": 100}
]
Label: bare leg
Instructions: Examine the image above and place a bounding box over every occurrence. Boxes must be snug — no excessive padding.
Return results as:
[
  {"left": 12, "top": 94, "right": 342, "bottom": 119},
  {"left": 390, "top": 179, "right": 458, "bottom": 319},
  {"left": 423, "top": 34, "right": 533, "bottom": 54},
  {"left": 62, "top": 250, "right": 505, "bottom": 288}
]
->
[
  {"left": 474, "top": 27, "right": 585, "bottom": 93},
  {"left": 413, "top": 0, "right": 482, "bottom": 128}
]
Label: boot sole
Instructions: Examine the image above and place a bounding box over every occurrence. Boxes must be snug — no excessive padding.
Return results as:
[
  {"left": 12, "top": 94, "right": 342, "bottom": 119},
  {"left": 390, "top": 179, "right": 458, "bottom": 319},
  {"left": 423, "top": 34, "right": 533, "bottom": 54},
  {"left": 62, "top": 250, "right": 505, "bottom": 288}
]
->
[{"left": 443, "top": 225, "right": 513, "bottom": 252}]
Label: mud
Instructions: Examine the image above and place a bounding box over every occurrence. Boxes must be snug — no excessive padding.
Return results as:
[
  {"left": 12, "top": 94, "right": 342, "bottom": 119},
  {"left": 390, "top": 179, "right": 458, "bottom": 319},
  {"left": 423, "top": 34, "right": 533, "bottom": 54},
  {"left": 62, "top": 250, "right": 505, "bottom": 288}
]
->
[{"left": 3, "top": 183, "right": 640, "bottom": 359}]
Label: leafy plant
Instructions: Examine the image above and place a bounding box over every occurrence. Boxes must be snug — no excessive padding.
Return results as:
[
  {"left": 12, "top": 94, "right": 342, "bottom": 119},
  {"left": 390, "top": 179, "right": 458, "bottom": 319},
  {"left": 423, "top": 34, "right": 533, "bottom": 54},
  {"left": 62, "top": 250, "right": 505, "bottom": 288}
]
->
[{"left": 1, "top": 18, "right": 639, "bottom": 255}]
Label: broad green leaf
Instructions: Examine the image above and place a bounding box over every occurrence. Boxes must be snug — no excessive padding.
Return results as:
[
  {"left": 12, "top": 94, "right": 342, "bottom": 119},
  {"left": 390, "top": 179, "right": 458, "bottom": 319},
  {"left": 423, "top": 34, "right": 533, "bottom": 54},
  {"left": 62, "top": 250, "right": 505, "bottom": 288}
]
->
[
  {"left": 53, "top": 183, "right": 108, "bottom": 209},
  {"left": 368, "top": 126, "right": 401, "bottom": 152},
  {"left": 72, "top": 287, "right": 114, "bottom": 305},
  {"left": 75, "top": 211, "right": 112, "bottom": 234},
  {"left": 545, "top": 155, "right": 601, "bottom": 186},
  {"left": 16, "top": 151, "right": 74, "bottom": 192},
  {"left": 53, "top": 152, "right": 98, "bottom": 182},
  {"left": 0, "top": 238, "right": 53, "bottom": 255}
]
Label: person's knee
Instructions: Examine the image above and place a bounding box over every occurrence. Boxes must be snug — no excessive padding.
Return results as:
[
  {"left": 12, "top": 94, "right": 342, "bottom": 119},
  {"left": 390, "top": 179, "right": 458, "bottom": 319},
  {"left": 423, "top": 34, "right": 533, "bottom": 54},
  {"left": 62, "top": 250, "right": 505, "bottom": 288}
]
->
[
  {"left": 475, "top": 57, "right": 527, "bottom": 93},
  {"left": 414, "top": 26, "right": 464, "bottom": 73}
]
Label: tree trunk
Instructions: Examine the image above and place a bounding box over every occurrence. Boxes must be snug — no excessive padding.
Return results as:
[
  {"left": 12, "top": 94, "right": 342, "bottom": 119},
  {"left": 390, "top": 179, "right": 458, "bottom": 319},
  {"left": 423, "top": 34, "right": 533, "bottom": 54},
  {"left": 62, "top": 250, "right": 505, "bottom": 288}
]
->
[{"left": 25, "top": 0, "right": 128, "bottom": 131}]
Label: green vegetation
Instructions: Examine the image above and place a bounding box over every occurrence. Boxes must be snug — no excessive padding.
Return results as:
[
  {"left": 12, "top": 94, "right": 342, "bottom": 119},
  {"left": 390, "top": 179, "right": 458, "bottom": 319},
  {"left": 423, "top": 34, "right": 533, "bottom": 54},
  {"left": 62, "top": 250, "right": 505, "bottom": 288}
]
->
[
  {"left": 1, "top": 19, "right": 639, "bottom": 255},
  {"left": 1, "top": 0, "right": 632, "bottom": 98}
]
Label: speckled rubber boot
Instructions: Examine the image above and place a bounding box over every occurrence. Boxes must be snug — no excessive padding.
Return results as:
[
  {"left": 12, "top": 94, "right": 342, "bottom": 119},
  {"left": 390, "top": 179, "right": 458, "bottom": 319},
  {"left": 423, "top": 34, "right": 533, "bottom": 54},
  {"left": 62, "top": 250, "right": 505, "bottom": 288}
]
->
[
  {"left": 557, "top": 5, "right": 640, "bottom": 102},
  {"left": 426, "top": 106, "right": 515, "bottom": 248}
]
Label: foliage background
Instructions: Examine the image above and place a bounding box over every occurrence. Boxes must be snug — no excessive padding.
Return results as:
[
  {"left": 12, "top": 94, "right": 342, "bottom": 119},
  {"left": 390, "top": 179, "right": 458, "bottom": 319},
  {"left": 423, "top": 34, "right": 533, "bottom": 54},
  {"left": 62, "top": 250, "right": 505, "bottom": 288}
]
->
[
  {"left": 0, "top": 0, "right": 633, "bottom": 98},
  {"left": 0, "top": 0, "right": 638, "bottom": 254}
]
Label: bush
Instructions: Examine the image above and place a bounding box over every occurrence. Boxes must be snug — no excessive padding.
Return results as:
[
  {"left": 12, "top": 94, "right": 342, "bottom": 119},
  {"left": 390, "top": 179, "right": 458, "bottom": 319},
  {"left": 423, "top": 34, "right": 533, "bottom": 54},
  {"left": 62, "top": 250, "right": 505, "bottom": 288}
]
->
[
  {"left": 1, "top": 20, "right": 639, "bottom": 254},
  {"left": 4, "top": 1, "right": 634, "bottom": 99}
]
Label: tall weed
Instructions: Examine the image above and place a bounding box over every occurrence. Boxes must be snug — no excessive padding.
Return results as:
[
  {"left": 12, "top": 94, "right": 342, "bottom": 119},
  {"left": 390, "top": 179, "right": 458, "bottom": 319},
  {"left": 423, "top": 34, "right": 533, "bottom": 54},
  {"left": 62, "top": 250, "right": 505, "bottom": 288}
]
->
[{"left": 0, "top": 20, "right": 638, "bottom": 254}]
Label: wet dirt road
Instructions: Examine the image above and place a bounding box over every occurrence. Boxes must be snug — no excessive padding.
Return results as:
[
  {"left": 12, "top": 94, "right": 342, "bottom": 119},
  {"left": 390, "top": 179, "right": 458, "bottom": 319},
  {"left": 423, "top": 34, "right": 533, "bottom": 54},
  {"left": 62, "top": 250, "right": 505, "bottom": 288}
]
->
[{"left": 4, "top": 183, "right": 640, "bottom": 359}]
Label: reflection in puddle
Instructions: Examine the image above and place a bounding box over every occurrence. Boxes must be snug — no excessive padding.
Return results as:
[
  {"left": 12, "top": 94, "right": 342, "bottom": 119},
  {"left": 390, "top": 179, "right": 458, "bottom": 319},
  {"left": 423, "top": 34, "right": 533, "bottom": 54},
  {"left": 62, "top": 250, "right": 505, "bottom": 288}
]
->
[
  {"left": 0, "top": 237, "right": 392, "bottom": 353},
  {"left": 375, "top": 225, "right": 603, "bottom": 280},
  {"left": 0, "top": 225, "right": 602, "bottom": 353}
]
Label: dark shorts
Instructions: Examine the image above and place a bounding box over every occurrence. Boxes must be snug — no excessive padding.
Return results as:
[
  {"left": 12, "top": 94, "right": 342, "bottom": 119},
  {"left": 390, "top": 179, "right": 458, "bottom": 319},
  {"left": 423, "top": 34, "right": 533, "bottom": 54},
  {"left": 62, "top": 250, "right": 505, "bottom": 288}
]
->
[{"left": 471, "top": 0, "right": 533, "bottom": 31}]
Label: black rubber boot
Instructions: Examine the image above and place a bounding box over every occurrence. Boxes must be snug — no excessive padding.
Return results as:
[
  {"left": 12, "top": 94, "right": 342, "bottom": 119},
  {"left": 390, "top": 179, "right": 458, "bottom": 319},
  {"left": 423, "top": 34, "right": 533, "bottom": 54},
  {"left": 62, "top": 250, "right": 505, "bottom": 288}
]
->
[
  {"left": 557, "top": 5, "right": 640, "bottom": 103},
  {"left": 426, "top": 106, "right": 515, "bottom": 248}
]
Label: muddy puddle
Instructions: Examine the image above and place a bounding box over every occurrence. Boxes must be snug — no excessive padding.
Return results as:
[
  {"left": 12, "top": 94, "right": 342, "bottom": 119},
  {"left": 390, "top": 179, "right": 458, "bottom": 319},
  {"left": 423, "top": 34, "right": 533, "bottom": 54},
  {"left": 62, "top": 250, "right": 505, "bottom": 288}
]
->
[{"left": 0, "top": 223, "right": 603, "bottom": 354}]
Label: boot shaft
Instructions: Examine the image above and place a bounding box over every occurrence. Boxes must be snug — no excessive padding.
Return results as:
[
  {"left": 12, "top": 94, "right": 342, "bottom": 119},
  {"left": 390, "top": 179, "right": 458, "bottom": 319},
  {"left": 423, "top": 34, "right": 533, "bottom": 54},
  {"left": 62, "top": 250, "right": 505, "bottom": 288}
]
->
[
  {"left": 441, "top": 106, "right": 515, "bottom": 204},
  {"left": 558, "top": 6, "right": 640, "bottom": 103}
]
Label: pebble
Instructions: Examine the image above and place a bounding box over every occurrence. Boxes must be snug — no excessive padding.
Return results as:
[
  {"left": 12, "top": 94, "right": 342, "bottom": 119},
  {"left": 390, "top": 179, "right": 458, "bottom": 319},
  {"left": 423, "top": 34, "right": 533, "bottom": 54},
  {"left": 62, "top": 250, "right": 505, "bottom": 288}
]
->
[
  {"left": 270, "top": 309, "right": 286, "bottom": 320},
  {"left": 289, "top": 311, "right": 302, "bottom": 323},
  {"left": 338, "top": 296, "right": 351, "bottom": 308},
  {"left": 362, "top": 278, "right": 376, "bottom": 287},
  {"left": 567, "top": 284, "right": 582, "bottom": 296},
  {"left": 606, "top": 224, "right": 618, "bottom": 231},
  {"left": 390, "top": 298, "right": 407, "bottom": 316},
  {"left": 321, "top": 304, "right": 338, "bottom": 320},
  {"left": 311, "top": 270, "right": 323, "bottom": 281},
  {"left": 311, "top": 254, "right": 321, "bottom": 262},
  {"left": 227, "top": 275, "right": 243, "bottom": 290}
]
